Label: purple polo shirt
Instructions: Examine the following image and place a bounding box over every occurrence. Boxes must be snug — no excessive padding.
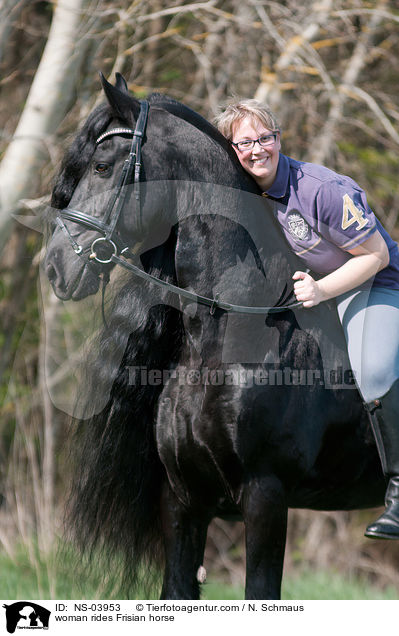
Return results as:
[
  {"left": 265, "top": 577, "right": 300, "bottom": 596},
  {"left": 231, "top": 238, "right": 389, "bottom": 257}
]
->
[{"left": 262, "top": 154, "right": 399, "bottom": 290}]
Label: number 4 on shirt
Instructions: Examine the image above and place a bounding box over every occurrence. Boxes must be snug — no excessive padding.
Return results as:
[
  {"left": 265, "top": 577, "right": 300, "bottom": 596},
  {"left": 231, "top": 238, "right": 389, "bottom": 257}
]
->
[{"left": 341, "top": 194, "right": 368, "bottom": 231}]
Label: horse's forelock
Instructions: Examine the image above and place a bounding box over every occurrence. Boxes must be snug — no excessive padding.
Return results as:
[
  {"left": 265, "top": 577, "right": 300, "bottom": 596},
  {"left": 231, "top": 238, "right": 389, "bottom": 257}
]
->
[{"left": 51, "top": 104, "right": 114, "bottom": 209}]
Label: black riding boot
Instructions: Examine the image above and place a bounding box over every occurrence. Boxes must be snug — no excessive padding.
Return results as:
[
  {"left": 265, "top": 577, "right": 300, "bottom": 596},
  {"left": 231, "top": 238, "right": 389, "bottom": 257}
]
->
[{"left": 364, "top": 379, "right": 399, "bottom": 539}]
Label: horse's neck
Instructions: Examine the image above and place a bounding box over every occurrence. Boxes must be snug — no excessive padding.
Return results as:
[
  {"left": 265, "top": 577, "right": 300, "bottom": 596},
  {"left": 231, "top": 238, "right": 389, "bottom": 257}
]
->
[
  {"left": 174, "top": 187, "right": 297, "bottom": 305},
  {"left": 172, "top": 202, "right": 299, "bottom": 365}
]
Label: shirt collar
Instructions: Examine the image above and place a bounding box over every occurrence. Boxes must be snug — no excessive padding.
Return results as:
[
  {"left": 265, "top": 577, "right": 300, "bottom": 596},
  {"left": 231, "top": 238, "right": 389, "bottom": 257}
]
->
[{"left": 263, "top": 153, "right": 289, "bottom": 198}]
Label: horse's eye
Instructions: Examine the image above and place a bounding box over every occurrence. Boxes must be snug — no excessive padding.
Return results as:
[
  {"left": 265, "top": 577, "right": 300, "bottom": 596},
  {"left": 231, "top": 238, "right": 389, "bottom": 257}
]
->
[{"left": 95, "top": 163, "right": 111, "bottom": 175}]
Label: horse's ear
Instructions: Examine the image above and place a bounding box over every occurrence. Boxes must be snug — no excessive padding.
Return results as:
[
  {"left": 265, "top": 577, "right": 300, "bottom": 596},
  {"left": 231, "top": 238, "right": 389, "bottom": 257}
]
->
[
  {"left": 115, "top": 72, "right": 129, "bottom": 93},
  {"left": 99, "top": 72, "right": 140, "bottom": 124}
]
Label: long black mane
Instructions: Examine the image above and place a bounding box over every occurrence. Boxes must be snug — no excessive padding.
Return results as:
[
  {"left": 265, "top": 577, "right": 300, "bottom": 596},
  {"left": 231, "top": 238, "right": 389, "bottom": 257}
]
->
[{"left": 59, "top": 90, "right": 259, "bottom": 594}]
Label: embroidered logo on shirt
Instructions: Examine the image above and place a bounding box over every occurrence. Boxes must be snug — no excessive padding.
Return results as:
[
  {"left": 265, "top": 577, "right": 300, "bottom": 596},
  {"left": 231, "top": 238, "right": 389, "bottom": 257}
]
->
[
  {"left": 287, "top": 213, "right": 310, "bottom": 241},
  {"left": 341, "top": 194, "right": 368, "bottom": 231}
]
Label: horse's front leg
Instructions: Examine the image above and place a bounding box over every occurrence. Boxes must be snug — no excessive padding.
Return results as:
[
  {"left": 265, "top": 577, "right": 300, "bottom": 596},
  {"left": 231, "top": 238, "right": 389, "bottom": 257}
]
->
[
  {"left": 242, "top": 475, "right": 288, "bottom": 600},
  {"left": 160, "top": 483, "right": 209, "bottom": 600}
]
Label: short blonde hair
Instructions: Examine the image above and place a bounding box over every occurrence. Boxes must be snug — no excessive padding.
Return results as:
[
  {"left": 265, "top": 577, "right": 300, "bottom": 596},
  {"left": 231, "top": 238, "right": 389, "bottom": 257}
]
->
[{"left": 214, "top": 98, "right": 280, "bottom": 140}]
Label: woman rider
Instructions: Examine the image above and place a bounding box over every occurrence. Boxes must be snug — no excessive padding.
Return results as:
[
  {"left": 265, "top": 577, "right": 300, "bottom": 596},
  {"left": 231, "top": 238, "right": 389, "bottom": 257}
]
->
[{"left": 215, "top": 99, "right": 399, "bottom": 540}]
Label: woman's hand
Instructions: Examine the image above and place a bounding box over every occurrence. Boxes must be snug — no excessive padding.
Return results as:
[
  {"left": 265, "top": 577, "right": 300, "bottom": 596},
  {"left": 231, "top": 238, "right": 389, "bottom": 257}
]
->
[
  {"left": 292, "top": 271, "right": 325, "bottom": 308},
  {"left": 292, "top": 231, "right": 389, "bottom": 308}
]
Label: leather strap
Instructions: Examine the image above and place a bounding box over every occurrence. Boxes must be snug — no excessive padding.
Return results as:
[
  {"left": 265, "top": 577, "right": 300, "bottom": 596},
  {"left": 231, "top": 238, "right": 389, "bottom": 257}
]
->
[{"left": 111, "top": 252, "right": 302, "bottom": 315}]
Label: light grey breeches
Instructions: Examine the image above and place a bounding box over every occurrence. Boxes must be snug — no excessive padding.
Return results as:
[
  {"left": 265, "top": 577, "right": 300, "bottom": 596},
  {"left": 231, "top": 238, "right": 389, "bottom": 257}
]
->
[{"left": 336, "top": 287, "right": 399, "bottom": 403}]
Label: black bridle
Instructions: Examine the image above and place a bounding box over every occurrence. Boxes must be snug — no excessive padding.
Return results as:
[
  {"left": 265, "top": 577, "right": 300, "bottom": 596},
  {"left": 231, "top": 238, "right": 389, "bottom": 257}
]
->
[
  {"left": 55, "top": 99, "right": 302, "bottom": 316},
  {"left": 56, "top": 100, "right": 150, "bottom": 264}
]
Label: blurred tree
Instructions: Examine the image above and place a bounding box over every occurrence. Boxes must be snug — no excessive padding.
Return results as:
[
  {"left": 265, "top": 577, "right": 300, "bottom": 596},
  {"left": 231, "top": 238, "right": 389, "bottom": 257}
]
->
[{"left": 0, "top": 0, "right": 99, "bottom": 252}]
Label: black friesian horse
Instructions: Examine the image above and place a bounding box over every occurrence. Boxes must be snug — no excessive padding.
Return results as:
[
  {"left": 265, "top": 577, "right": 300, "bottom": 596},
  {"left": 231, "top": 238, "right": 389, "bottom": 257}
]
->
[{"left": 45, "top": 74, "right": 384, "bottom": 599}]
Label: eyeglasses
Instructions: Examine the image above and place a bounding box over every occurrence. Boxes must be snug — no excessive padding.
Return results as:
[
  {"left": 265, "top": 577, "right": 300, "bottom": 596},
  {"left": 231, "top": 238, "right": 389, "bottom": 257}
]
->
[{"left": 231, "top": 133, "right": 278, "bottom": 152}]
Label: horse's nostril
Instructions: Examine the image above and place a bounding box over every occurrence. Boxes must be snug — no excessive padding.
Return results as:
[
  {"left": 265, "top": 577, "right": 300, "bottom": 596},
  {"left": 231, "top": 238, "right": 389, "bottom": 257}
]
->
[{"left": 46, "top": 263, "right": 57, "bottom": 283}]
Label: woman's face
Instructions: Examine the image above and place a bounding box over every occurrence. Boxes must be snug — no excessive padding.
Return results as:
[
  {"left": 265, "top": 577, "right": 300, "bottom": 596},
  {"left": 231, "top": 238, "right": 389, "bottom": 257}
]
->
[{"left": 231, "top": 116, "right": 280, "bottom": 190}]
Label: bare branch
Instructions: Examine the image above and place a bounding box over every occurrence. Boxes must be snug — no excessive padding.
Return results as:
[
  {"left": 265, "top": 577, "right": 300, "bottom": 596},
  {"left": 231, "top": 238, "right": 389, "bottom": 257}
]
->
[
  {"left": 341, "top": 85, "right": 399, "bottom": 146},
  {"left": 135, "top": 1, "right": 218, "bottom": 23},
  {"left": 254, "top": 0, "right": 333, "bottom": 107},
  {"left": 332, "top": 8, "right": 399, "bottom": 24},
  {"left": 309, "top": 0, "right": 389, "bottom": 164}
]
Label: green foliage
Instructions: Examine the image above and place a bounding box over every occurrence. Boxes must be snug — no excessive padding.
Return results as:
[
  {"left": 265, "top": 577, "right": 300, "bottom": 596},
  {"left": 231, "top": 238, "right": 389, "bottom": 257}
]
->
[
  {"left": 281, "top": 569, "right": 398, "bottom": 600},
  {"left": 338, "top": 141, "right": 399, "bottom": 229},
  {"left": 159, "top": 69, "right": 183, "bottom": 83},
  {"left": 0, "top": 544, "right": 128, "bottom": 600},
  {"left": 0, "top": 544, "right": 397, "bottom": 600},
  {"left": 203, "top": 571, "right": 398, "bottom": 600}
]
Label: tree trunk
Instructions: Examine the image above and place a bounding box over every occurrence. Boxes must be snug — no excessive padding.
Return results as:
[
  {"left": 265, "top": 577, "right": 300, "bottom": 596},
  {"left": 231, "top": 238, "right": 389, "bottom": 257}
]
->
[
  {"left": 254, "top": 0, "right": 333, "bottom": 110},
  {"left": 309, "top": 1, "right": 387, "bottom": 164},
  {"left": 0, "top": 0, "right": 96, "bottom": 253}
]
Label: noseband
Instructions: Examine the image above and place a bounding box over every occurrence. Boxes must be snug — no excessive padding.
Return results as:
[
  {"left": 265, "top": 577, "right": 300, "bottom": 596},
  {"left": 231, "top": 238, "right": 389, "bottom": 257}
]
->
[{"left": 54, "top": 100, "right": 302, "bottom": 316}]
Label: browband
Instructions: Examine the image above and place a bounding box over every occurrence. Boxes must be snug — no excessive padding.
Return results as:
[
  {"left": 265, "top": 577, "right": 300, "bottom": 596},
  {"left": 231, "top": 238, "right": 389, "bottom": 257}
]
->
[{"left": 96, "top": 128, "right": 135, "bottom": 144}]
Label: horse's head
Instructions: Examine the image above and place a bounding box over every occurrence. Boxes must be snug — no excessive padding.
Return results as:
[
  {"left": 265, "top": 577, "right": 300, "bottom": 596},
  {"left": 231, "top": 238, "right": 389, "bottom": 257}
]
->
[
  {"left": 45, "top": 74, "right": 178, "bottom": 300},
  {"left": 45, "top": 74, "right": 295, "bottom": 310}
]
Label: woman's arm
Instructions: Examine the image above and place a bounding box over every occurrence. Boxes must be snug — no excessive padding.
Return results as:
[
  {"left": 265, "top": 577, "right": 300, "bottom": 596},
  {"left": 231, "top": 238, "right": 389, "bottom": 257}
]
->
[{"left": 293, "top": 230, "right": 390, "bottom": 308}]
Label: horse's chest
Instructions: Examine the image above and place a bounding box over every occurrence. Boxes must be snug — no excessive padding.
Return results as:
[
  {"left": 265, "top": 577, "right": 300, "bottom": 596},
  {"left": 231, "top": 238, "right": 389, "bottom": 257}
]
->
[{"left": 155, "top": 382, "right": 244, "bottom": 505}]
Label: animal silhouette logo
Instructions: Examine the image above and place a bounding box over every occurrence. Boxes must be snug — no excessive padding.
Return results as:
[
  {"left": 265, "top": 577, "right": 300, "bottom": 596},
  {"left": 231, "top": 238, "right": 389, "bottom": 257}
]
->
[{"left": 2, "top": 602, "right": 50, "bottom": 633}]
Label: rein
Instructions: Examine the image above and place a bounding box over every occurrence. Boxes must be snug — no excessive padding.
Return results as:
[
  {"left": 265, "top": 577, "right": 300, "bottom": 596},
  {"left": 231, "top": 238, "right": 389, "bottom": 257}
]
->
[
  {"left": 111, "top": 251, "right": 302, "bottom": 315},
  {"left": 55, "top": 99, "right": 303, "bottom": 317}
]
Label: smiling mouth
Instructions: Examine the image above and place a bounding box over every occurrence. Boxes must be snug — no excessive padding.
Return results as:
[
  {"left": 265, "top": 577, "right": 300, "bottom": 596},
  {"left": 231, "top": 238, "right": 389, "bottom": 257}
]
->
[{"left": 251, "top": 157, "right": 269, "bottom": 165}]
